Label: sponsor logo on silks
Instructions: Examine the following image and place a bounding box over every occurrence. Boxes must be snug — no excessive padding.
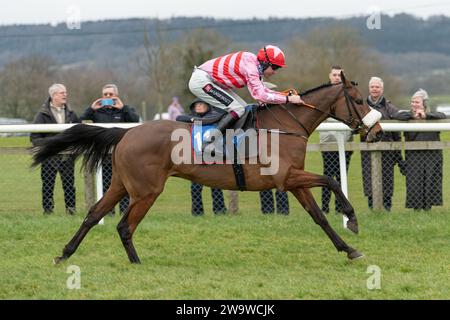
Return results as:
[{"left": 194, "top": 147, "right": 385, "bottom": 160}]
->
[{"left": 202, "top": 84, "right": 233, "bottom": 106}]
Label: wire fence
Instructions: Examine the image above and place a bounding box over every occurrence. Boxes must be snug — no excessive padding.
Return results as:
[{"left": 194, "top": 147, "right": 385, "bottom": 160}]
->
[{"left": 1, "top": 122, "right": 449, "bottom": 218}]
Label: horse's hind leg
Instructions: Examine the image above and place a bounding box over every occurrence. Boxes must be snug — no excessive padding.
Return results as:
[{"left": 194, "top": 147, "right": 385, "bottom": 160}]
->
[
  {"left": 285, "top": 169, "right": 359, "bottom": 234},
  {"left": 53, "top": 180, "right": 127, "bottom": 265},
  {"left": 116, "top": 193, "right": 160, "bottom": 264},
  {"left": 290, "top": 188, "right": 363, "bottom": 260}
]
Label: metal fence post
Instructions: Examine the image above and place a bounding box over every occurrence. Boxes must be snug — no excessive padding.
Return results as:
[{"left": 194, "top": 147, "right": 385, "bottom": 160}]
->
[
  {"left": 336, "top": 132, "right": 349, "bottom": 228},
  {"left": 96, "top": 163, "right": 104, "bottom": 225},
  {"left": 83, "top": 166, "right": 95, "bottom": 209},
  {"left": 228, "top": 190, "right": 239, "bottom": 214},
  {"left": 370, "top": 151, "right": 383, "bottom": 211}
]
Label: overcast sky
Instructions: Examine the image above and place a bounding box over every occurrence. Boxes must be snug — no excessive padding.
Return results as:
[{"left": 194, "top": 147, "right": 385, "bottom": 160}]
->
[{"left": 1, "top": 0, "right": 450, "bottom": 25}]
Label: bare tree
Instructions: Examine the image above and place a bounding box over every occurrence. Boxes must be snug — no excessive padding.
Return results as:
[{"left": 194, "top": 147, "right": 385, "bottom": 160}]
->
[
  {"left": 277, "top": 25, "right": 403, "bottom": 101},
  {"left": 0, "top": 56, "right": 56, "bottom": 120},
  {"left": 55, "top": 65, "right": 118, "bottom": 115},
  {"left": 140, "top": 22, "right": 181, "bottom": 117},
  {"left": 179, "top": 29, "right": 231, "bottom": 103}
]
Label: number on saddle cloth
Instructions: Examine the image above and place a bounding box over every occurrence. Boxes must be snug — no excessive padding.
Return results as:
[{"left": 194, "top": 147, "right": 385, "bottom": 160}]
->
[
  {"left": 191, "top": 123, "right": 257, "bottom": 161},
  {"left": 191, "top": 105, "right": 259, "bottom": 162}
]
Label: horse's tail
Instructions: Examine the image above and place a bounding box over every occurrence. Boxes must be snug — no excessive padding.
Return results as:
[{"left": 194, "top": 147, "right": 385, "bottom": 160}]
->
[{"left": 31, "top": 124, "right": 128, "bottom": 172}]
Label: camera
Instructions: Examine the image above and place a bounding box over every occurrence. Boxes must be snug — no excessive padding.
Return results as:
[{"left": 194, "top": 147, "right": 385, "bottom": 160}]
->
[{"left": 101, "top": 99, "right": 115, "bottom": 107}]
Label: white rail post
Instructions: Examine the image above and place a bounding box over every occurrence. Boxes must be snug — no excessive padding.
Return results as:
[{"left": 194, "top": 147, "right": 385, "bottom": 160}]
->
[
  {"left": 96, "top": 163, "right": 104, "bottom": 225},
  {"left": 335, "top": 132, "right": 349, "bottom": 229}
]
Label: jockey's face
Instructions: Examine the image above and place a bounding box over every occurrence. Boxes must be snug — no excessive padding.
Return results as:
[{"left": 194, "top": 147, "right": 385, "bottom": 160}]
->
[{"left": 263, "top": 65, "right": 277, "bottom": 78}]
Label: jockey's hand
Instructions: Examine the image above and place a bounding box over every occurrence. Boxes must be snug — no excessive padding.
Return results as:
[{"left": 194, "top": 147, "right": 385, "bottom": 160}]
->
[{"left": 288, "top": 95, "right": 305, "bottom": 105}]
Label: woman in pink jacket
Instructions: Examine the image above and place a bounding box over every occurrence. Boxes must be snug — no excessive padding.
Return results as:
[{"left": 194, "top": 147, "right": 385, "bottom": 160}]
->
[{"left": 188, "top": 45, "right": 304, "bottom": 136}]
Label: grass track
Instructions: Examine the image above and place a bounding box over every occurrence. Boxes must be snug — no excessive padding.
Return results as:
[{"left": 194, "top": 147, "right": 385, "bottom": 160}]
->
[{"left": 0, "top": 136, "right": 449, "bottom": 299}]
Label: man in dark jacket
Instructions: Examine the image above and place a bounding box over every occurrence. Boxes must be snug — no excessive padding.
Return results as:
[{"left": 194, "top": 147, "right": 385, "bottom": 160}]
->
[
  {"left": 181, "top": 99, "right": 227, "bottom": 216},
  {"left": 30, "top": 83, "right": 80, "bottom": 215},
  {"left": 361, "top": 77, "right": 405, "bottom": 211},
  {"left": 320, "top": 66, "right": 353, "bottom": 214},
  {"left": 79, "top": 84, "right": 140, "bottom": 216},
  {"left": 393, "top": 89, "right": 445, "bottom": 210}
]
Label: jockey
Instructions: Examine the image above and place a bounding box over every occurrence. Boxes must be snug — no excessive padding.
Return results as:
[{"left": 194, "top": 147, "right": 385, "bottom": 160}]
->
[{"left": 188, "top": 45, "right": 304, "bottom": 137}]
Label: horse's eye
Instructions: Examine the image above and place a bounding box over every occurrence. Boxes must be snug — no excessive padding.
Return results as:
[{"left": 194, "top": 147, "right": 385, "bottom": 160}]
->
[{"left": 355, "top": 99, "right": 363, "bottom": 105}]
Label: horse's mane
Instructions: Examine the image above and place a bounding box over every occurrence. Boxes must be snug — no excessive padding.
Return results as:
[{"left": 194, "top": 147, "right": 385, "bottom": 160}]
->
[{"left": 299, "top": 83, "right": 335, "bottom": 97}]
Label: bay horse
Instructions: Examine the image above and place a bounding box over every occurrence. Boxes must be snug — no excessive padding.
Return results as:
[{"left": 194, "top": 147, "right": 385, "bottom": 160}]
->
[{"left": 32, "top": 72, "right": 383, "bottom": 264}]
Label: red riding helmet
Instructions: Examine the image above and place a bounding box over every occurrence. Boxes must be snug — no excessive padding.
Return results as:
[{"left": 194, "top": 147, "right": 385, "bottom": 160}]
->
[{"left": 257, "top": 45, "right": 286, "bottom": 68}]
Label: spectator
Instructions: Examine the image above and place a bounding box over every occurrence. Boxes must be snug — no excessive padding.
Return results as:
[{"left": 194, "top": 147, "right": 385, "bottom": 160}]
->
[
  {"left": 167, "top": 96, "right": 184, "bottom": 121},
  {"left": 191, "top": 183, "right": 227, "bottom": 216},
  {"left": 255, "top": 81, "right": 290, "bottom": 215},
  {"left": 30, "top": 83, "right": 80, "bottom": 215},
  {"left": 259, "top": 190, "right": 289, "bottom": 215},
  {"left": 320, "top": 66, "right": 353, "bottom": 214},
  {"left": 361, "top": 77, "right": 405, "bottom": 211},
  {"left": 393, "top": 89, "right": 445, "bottom": 211},
  {"left": 79, "top": 84, "right": 140, "bottom": 216},
  {"left": 184, "top": 99, "right": 227, "bottom": 215}
]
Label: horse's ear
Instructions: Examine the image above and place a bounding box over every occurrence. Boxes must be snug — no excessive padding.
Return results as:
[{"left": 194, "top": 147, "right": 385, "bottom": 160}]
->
[
  {"left": 340, "top": 71, "right": 351, "bottom": 87},
  {"left": 340, "top": 71, "right": 346, "bottom": 82}
]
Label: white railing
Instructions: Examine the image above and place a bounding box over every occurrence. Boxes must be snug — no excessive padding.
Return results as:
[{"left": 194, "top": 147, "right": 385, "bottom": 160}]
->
[
  {"left": 3, "top": 120, "right": 450, "bottom": 133},
  {"left": 0, "top": 122, "right": 141, "bottom": 133}
]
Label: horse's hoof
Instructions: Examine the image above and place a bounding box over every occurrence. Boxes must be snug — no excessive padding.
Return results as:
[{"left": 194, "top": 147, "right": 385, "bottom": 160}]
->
[
  {"left": 130, "top": 258, "right": 141, "bottom": 264},
  {"left": 346, "top": 220, "right": 359, "bottom": 234},
  {"left": 347, "top": 250, "right": 364, "bottom": 260},
  {"left": 53, "top": 256, "right": 66, "bottom": 265}
]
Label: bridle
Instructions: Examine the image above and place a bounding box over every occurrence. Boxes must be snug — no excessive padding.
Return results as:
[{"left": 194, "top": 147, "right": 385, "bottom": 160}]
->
[
  {"left": 263, "top": 83, "right": 375, "bottom": 139},
  {"left": 341, "top": 85, "right": 369, "bottom": 134}
]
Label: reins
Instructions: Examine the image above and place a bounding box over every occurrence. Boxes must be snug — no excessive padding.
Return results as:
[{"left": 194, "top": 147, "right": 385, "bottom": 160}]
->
[{"left": 262, "top": 85, "right": 366, "bottom": 139}]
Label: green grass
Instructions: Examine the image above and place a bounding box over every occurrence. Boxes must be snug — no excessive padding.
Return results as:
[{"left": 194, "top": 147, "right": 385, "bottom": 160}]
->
[
  {"left": 1, "top": 192, "right": 449, "bottom": 299},
  {"left": 0, "top": 136, "right": 449, "bottom": 299}
]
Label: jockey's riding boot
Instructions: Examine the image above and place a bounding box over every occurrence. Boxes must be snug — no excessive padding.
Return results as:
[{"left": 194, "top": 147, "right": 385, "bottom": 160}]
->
[
  {"left": 215, "top": 113, "right": 238, "bottom": 134},
  {"left": 202, "top": 113, "right": 238, "bottom": 153}
]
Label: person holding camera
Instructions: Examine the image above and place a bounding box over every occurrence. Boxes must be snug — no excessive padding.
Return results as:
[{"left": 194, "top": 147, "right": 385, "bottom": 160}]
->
[
  {"left": 79, "top": 84, "right": 140, "bottom": 216},
  {"left": 80, "top": 84, "right": 140, "bottom": 123}
]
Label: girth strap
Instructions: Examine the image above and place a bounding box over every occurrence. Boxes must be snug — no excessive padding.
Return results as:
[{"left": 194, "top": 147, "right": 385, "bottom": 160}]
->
[{"left": 231, "top": 141, "right": 246, "bottom": 191}]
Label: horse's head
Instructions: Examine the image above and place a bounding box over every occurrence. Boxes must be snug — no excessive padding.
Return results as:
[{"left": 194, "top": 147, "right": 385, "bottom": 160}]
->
[{"left": 333, "top": 72, "right": 383, "bottom": 142}]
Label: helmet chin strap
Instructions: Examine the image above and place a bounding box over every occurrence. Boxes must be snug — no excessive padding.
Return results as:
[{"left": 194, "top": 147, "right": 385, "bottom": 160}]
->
[{"left": 260, "top": 61, "right": 271, "bottom": 71}]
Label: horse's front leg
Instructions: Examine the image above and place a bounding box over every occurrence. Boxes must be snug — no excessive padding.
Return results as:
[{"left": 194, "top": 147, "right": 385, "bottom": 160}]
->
[
  {"left": 284, "top": 169, "right": 359, "bottom": 234},
  {"left": 290, "top": 188, "right": 363, "bottom": 260}
]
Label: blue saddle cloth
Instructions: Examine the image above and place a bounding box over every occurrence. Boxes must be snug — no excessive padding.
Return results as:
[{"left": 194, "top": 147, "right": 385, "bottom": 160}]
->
[
  {"left": 191, "top": 124, "right": 240, "bottom": 154},
  {"left": 191, "top": 124, "right": 258, "bottom": 163},
  {"left": 190, "top": 105, "right": 259, "bottom": 163}
]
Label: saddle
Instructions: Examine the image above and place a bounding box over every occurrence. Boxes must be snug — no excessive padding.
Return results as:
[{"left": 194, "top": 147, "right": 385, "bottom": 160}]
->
[{"left": 176, "top": 105, "right": 259, "bottom": 192}]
